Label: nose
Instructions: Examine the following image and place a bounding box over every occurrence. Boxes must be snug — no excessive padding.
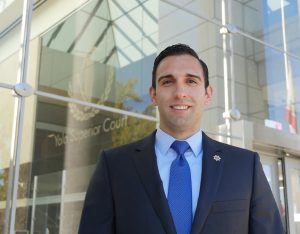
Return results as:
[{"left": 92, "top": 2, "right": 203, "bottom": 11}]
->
[{"left": 174, "top": 83, "right": 187, "bottom": 99}]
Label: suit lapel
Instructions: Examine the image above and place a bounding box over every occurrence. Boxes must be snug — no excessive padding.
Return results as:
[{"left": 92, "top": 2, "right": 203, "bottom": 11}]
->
[
  {"left": 191, "top": 133, "right": 225, "bottom": 234},
  {"left": 131, "top": 132, "right": 176, "bottom": 234}
]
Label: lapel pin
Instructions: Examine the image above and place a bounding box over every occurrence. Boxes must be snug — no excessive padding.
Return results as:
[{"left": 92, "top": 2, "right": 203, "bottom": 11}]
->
[{"left": 213, "top": 155, "right": 221, "bottom": 162}]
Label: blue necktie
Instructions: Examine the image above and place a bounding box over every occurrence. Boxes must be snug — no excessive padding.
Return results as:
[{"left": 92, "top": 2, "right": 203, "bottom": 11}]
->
[{"left": 168, "top": 140, "right": 192, "bottom": 234}]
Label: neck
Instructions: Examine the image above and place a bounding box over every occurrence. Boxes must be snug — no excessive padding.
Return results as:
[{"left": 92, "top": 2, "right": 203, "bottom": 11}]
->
[{"left": 159, "top": 127, "right": 201, "bottom": 140}]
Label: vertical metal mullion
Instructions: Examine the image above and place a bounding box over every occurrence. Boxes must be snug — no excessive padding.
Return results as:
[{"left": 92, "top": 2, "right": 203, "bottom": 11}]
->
[
  {"left": 280, "top": 157, "right": 290, "bottom": 233},
  {"left": 227, "top": 0, "right": 236, "bottom": 111},
  {"left": 4, "top": 0, "right": 34, "bottom": 233},
  {"left": 30, "top": 176, "right": 38, "bottom": 234},
  {"left": 59, "top": 170, "right": 66, "bottom": 234},
  {"left": 221, "top": 0, "right": 231, "bottom": 144},
  {"left": 280, "top": 1, "right": 293, "bottom": 231}
]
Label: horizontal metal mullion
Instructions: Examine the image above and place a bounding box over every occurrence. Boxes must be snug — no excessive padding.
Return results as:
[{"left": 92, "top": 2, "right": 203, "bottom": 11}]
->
[
  {"left": 34, "top": 90, "right": 157, "bottom": 122},
  {"left": 1, "top": 83, "right": 244, "bottom": 139},
  {"left": 0, "top": 82, "right": 157, "bottom": 122},
  {"left": 0, "top": 82, "right": 14, "bottom": 90},
  {"left": 236, "top": 29, "right": 300, "bottom": 61}
]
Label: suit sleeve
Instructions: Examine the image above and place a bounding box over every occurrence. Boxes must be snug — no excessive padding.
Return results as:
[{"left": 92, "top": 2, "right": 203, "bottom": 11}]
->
[
  {"left": 78, "top": 151, "right": 115, "bottom": 234},
  {"left": 249, "top": 153, "right": 285, "bottom": 234}
]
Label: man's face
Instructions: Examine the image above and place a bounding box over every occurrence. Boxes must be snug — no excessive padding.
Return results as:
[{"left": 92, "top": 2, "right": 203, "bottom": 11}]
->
[{"left": 149, "top": 54, "right": 212, "bottom": 139}]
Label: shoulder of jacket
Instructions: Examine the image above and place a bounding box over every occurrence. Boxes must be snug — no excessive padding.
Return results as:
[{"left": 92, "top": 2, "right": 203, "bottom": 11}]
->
[
  {"left": 102, "top": 131, "right": 155, "bottom": 156},
  {"left": 206, "top": 134, "right": 257, "bottom": 157}
]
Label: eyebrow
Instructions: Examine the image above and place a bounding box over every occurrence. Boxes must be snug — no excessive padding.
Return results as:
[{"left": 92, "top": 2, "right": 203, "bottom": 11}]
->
[{"left": 186, "top": 73, "right": 202, "bottom": 79}]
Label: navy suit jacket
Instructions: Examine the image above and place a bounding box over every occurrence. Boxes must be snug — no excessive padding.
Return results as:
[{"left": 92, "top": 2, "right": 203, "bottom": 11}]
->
[{"left": 79, "top": 131, "right": 284, "bottom": 234}]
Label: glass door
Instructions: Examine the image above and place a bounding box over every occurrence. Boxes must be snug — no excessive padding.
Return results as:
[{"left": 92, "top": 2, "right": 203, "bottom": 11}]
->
[
  {"left": 260, "top": 155, "right": 287, "bottom": 231},
  {"left": 285, "top": 157, "right": 300, "bottom": 234}
]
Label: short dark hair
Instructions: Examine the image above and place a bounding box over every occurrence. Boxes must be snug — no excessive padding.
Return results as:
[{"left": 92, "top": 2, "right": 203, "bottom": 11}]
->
[{"left": 151, "top": 43, "right": 209, "bottom": 89}]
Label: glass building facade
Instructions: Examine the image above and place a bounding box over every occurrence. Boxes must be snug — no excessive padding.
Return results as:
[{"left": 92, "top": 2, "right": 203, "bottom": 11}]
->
[{"left": 0, "top": 0, "right": 300, "bottom": 233}]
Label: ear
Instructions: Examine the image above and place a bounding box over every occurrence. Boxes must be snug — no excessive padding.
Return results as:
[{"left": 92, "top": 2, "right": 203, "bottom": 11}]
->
[
  {"left": 204, "top": 85, "right": 213, "bottom": 105},
  {"left": 149, "top": 86, "right": 157, "bottom": 106}
]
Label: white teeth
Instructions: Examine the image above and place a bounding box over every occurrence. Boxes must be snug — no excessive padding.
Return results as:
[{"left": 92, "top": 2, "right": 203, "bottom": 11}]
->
[{"left": 173, "top": 105, "right": 188, "bottom": 110}]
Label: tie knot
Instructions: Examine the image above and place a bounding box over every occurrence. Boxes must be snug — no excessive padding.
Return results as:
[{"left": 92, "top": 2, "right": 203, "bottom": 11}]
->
[{"left": 171, "top": 140, "right": 190, "bottom": 156}]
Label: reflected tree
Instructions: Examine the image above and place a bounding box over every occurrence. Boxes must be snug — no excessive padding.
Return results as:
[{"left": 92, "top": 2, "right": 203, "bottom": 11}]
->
[{"left": 110, "top": 78, "right": 156, "bottom": 147}]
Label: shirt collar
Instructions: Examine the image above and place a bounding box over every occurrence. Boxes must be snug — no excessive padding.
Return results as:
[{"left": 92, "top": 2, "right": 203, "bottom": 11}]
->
[{"left": 155, "top": 127, "right": 203, "bottom": 157}]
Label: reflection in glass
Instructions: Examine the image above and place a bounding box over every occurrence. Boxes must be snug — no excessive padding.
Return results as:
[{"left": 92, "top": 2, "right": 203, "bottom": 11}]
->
[
  {"left": 0, "top": 0, "right": 21, "bottom": 21},
  {"left": 0, "top": 88, "right": 14, "bottom": 233},
  {"left": 262, "top": 159, "right": 287, "bottom": 231},
  {"left": 291, "top": 168, "right": 300, "bottom": 233},
  {"left": 0, "top": 49, "right": 20, "bottom": 84},
  {"left": 221, "top": 0, "right": 296, "bottom": 51},
  {"left": 0, "top": 0, "right": 23, "bottom": 84},
  {"left": 285, "top": 57, "right": 299, "bottom": 134},
  {"left": 279, "top": 0, "right": 300, "bottom": 57},
  {"left": 217, "top": 0, "right": 300, "bottom": 134},
  {"left": 264, "top": 53, "right": 299, "bottom": 134},
  {"left": 39, "top": 0, "right": 158, "bottom": 115},
  {"left": 228, "top": 34, "right": 299, "bottom": 134},
  {"left": 260, "top": 0, "right": 299, "bottom": 134},
  {"left": 31, "top": 98, "right": 156, "bottom": 232},
  {"left": 278, "top": 159, "right": 287, "bottom": 231},
  {"left": 28, "top": 0, "right": 158, "bottom": 233}
]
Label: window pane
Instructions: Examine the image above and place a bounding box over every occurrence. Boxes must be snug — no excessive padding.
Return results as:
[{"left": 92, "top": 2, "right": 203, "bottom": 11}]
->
[
  {"left": 38, "top": 0, "right": 158, "bottom": 116},
  {"left": 23, "top": 0, "right": 159, "bottom": 233},
  {"left": 30, "top": 98, "right": 156, "bottom": 233},
  {"left": 0, "top": 88, "right": 15, "bottom": 233},
  {"left": 216, "top": 0, "right": 285, "bottom": 50},
  {"left": 261, "top": 159, "right": 287, "bottom": 231},
  {"left": 227, "top": 34, "right": 300, "bottom": 134},
  {"left": 291, "top": 168, "right": 300, "bottom": 233},
  {"left": 0, "top": 0, "right": 23, "bottom": 84}
]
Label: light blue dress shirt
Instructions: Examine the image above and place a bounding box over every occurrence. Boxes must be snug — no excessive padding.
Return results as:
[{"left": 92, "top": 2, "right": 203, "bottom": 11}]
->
[{"left": 155, "top": 128, "right": 203, "bottom": 217}]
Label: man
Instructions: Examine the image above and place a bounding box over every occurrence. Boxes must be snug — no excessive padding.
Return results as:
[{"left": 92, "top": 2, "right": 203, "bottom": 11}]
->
[{"left": 79, "top": 44, "right": 284, "bottom": 234}]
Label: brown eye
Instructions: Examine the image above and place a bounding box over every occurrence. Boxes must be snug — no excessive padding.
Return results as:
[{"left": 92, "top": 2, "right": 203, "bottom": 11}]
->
[
  {"left": 187, "top": 79, "right": 198, "bottom": 85},
  {"left": 162, "top": 80, "right": 173, "bottom": 86}
]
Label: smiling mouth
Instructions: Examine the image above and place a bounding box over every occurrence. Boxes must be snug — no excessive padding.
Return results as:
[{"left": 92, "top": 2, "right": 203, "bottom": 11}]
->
[{"left": 171, "top": 105, "right": 190, "bottom": 110}]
